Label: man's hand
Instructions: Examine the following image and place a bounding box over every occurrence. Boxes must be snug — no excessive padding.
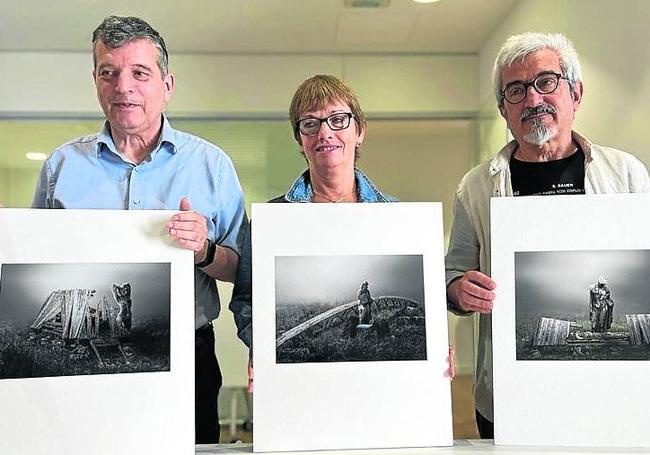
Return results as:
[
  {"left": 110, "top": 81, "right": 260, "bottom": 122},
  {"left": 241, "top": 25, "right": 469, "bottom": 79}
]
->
[
  {"left": 167, "top": 197, "right": 209, "bottom": 262},
  {"left": 448, "top": 270, "right": 496, "bottom": 314}
]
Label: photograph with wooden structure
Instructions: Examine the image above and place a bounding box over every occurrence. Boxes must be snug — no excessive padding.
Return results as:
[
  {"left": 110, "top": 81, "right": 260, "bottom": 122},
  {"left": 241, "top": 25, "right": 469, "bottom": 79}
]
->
[
  {"left": 275, "top": 254, "right": 426, "bottom": 363},
  {"left": 492, "top": 195, "right": 650, "bottom": 447},
  {"left": 0, "top": 262, "right": 171, "bottom": 379},
  {"left": 515, "top": 249, "right": 650, "bottom": 361}
]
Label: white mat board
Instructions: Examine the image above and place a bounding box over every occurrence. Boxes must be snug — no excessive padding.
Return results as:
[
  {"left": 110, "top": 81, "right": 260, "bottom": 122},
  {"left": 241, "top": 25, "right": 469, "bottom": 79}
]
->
[
  {"left": 252, "top": 203, "right": 452, "bottom": 452},
  {"left": 0, "top": 209, "right": 194, "bottom": 455},
  {"left": 491, "top": 194, "right": 650, "bottom": 447}
]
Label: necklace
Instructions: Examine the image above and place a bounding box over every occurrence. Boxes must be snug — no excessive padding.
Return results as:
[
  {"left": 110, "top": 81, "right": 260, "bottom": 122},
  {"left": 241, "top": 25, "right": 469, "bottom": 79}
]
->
[{"left": 312, "top": 186, "right": 356, "bottom": 203}]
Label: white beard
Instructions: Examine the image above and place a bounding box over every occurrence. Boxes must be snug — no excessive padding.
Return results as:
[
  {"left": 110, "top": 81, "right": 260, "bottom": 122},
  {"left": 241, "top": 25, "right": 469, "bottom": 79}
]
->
[{"left": 522, "top": 119, "right": 556, "bottom": 146}]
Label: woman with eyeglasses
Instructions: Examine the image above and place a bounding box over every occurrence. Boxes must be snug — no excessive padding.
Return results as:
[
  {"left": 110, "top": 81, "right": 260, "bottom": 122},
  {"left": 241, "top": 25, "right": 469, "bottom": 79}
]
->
[
  {"left": 272, "top": 74, "right": 392, "bottom": 203},
  {"left": 228, "top": 74, "right": 393, "bottom": 355}
]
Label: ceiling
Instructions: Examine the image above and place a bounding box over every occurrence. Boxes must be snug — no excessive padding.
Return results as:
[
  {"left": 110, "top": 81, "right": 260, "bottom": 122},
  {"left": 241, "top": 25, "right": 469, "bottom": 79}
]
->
[{"left": 1, "top": 0, "right": 518, "bottom": 54}]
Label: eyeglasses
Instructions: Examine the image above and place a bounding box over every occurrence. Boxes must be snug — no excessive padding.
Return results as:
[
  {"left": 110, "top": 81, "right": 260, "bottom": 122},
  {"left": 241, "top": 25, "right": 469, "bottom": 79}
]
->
[
  {"left": 295, "top": 112, "right": 354, "bottom": 136},
  {"left": 501, "top": 72, "right": 567, "bottom": 104}
]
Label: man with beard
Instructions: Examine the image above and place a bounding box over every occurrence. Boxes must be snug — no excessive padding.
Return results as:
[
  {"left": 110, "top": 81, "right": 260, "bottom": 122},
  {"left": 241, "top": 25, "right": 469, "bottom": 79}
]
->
[{"left": 445, "top": 32, "right": 649, "bottom": 438}]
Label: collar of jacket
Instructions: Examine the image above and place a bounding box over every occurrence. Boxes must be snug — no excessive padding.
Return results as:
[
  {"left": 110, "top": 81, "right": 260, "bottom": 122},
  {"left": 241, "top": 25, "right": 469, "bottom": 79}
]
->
[
  {"left": 283, "top": 168, "right": 392, "bottom": 203},
  {"left": 488, "top": 130, "right": 594, "bottom": 177}
]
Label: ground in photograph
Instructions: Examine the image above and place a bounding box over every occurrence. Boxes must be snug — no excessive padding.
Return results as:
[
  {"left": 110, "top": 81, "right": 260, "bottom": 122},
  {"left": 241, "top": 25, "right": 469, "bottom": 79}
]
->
[
  {"left": 276, "top": 298, "right": 426, "bottom": 363},
  {"left": 517, "top": 314, "right": 650, "bottom": 360},
  {"left": 0, "top": 317, "right": 170, "bottom": 378}
]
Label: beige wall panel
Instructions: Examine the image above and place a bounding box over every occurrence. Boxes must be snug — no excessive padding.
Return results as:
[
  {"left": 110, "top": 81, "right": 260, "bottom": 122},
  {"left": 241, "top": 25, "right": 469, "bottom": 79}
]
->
[
  {"left": 169, "top": 55, "right": 342, "bottom": 115},
  {"left": 1, "top": 52, "right": 480, "bottom": 116},
  {"left": 0, "top": 52, "right": 98, "bottom": 113},
  {"left": 344, "top": 55, "right": 478, "bottom": 114}
]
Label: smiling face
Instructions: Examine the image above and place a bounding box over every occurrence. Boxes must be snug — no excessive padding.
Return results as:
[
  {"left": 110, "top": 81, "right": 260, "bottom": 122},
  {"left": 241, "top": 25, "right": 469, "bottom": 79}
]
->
[
  {"left": 298, "top": 101, "right": 365, "bottom": 174},
  {"left": 499, "top": 48, "right": 582, "bottom": 148},
  {"left": 93, "top": 39, "right": 174, "bottom": 139}
]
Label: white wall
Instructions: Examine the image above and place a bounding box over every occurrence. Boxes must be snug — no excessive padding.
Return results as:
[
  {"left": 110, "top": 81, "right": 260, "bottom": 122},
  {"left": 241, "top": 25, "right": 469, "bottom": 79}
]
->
[
  {"left": 477, "top": 0, "right": 650, "bottom": 167},
  {"left": 0, "top": 52, "right": 478, "bottom": 116}
]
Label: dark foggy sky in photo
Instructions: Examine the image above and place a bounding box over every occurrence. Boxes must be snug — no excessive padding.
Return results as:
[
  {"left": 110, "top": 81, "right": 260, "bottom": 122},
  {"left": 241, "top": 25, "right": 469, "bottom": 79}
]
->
[
  {"left": 516, "top": 250, "right": 650, "bottom": 318},
  {"left": 0, "top": 263, "right": 170, "bottom": 323},
  {"left": 275, "top": 255, "right": 424, "bottom": 306}
]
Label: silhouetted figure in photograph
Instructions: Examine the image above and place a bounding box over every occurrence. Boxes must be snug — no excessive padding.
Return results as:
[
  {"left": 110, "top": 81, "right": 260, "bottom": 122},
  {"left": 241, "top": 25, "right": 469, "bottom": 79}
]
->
[
  {"left": 357, "top": 281, "right": 373, "bottom": 325},
  {"left": 590, "top": 276, "right": 614, "bottom": 332}
]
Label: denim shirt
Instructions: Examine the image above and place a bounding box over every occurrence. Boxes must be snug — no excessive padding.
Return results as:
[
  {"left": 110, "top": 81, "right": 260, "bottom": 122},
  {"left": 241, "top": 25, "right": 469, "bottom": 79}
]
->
[
  {"left": 275, "top": 168, "right": 394, "bottom": 203},
  {"left": 32, "top": 116, "right": 248, "bottom": 329},
  {"left": 229, "top": 168, "right": 393, "bottom": 347}
]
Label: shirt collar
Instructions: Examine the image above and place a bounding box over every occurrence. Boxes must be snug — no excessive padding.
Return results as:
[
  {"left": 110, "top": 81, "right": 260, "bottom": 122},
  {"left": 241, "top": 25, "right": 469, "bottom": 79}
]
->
[
  {"left": 489, "top": 130, "right": 593, "bottom": 176},
  {"left": 283, "top": 168, "right": 390, "bottom": 203},
  {"left": 95, "top": 115, "right": 179, "bottom": 161}
]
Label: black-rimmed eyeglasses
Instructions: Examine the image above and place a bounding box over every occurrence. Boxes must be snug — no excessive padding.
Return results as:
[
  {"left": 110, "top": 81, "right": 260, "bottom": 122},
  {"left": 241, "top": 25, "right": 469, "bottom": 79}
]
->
[
  {"left": 295, "top": 112, "right": 354, "bottom": 136},
  {"left": 501, "top": 72, "right": 567, "bottom": 104}
]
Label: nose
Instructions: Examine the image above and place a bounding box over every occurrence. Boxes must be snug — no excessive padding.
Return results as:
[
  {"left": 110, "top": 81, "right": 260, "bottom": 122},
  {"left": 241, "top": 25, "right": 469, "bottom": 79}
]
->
[
  {"left": 114, "top": 71, "right": 134, "bottom": 94},
  {"left": 317, "top": 121, "right": 334, "bottom": 140},
  {"left": 524, "top": 84, "right": 544, "bottom": 106}
]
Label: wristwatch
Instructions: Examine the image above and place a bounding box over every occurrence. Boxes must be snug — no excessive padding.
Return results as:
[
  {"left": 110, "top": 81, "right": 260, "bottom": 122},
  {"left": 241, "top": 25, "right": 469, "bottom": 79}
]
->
[{"left": 195, "top": 240, "right": 216, "bottom": 268}]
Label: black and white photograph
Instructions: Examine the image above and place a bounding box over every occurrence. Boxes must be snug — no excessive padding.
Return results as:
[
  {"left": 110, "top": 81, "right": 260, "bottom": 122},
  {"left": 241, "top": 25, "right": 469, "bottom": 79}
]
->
[
  {"left": 253, "top": 203, "right": 451, "bottom": 451},
  {"left": 0, "top": 262, "right": 171, "bottom": 378},
  {"left": 275, "top": 254, "right": 426, "bottom": 363},
  {"left": 515, "top": 250, "right": 650, "bottom": 361}
]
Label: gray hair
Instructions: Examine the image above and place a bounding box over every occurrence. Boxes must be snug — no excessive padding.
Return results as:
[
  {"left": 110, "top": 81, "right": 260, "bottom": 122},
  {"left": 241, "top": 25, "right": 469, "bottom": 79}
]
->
[
  {"left": 92, "top": 15, "right": 169, "bottom": 76},
  {"left": 493, "top": 32, "right": 582, "bottom": 106}
]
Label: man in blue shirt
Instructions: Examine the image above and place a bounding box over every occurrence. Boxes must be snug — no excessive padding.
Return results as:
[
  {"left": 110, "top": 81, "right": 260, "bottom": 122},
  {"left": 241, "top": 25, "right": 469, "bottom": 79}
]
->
[{"left": 32, "top": 15, "right": 247, "bottom": 444}]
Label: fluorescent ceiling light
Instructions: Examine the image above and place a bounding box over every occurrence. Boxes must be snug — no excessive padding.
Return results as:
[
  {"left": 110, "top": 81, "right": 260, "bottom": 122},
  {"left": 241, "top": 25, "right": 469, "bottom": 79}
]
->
[
  {"left": 413, "top": 0, "right": 441, "bottom": 3},
  {"left": 25, "top": 152, "right": 48, "bottom": 161}
]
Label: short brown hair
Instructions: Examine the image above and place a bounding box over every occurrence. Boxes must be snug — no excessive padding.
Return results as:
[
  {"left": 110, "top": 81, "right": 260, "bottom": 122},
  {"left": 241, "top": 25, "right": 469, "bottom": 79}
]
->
[
  {"left": 92, "top": 15, "right": 169, "bottom": 77},
  {"left": 289, "top": 75, "right": 367, "bottom": 159}
]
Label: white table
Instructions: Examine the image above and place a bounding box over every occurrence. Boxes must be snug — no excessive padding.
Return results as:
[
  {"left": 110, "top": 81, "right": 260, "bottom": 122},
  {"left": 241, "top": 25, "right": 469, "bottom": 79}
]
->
[{"left": 196, "top": 440, "right": 650, "bottom": 454}]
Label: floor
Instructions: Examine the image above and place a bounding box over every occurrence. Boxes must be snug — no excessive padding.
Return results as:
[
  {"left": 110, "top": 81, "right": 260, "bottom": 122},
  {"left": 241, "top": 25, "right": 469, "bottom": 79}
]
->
[
  {"left": 218, "top": 374, "right": 479, "bottom": 443},
  {"left": 451, "top": 374, "right": 479, "bottom": 439}
]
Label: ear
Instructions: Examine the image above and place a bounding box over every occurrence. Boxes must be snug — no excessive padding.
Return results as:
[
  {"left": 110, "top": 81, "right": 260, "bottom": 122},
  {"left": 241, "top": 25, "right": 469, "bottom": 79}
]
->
[
  {"left": 356, "top": 123, "right": 366, "bottom": 146},
  {"left": 571, "top": 80, "right": 584, "bottom": 111},
  {"left": 163, "top": 72, "right": 176, "bottom": 103},
  {"left": 498, "top": 103, "right": 507, "bottom": 119}
]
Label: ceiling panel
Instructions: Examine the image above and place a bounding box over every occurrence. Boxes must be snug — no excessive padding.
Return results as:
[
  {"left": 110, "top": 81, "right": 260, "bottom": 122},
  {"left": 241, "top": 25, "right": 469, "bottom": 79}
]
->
[{"left": 0, "top": 0, "right": 519, "bottom": 53}]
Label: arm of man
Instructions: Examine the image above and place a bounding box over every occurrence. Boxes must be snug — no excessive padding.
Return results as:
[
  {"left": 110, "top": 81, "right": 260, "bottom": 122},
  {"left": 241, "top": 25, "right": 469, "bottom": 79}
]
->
[
  {"left": 445, "top": 194, "right": 496, "bottom": 314},
  {"left": 229, "top": 221, "right": 252, "bottom": 348},
  {"left": 167, "top": 197, "right": 239, "bottom": 282}
]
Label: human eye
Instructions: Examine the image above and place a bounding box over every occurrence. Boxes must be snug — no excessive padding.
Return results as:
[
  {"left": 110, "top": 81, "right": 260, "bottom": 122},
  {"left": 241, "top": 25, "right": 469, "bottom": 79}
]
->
[
  {"left": 506, "top": 84, "right": 524, "bottom": 99},
  {"left": 98, "top": 68, "right": 115, "bottom": 78},
  {"left": 133, "top": 69, "right": 151, "bottom": 80},
  {"left": 329, "top": 113, "right": 348, "bottom": 128},
  {"left": 536, "top": 74, "right": 557, "bottom": 91},
  {"left": 300, "top": 118, "right": 319, "bottom": 132}
]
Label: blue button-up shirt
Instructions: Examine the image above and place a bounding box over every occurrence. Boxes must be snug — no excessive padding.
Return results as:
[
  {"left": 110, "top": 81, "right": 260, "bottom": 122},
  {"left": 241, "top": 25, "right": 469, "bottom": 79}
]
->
[{"left": 33, "top": 117, "right": 247, "bottom": 328}]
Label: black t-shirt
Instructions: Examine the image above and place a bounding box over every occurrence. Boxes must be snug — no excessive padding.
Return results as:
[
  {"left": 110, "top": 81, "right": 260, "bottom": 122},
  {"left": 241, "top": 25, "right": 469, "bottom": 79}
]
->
[{"left": 510, "top": 146, "right": 586, "bottom": 196}]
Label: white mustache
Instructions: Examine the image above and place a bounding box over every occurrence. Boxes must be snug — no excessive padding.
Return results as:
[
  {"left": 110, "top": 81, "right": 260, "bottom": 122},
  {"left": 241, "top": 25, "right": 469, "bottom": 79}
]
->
[{"left": 520, "top": 104, "right": 556, "bottom": 122}]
